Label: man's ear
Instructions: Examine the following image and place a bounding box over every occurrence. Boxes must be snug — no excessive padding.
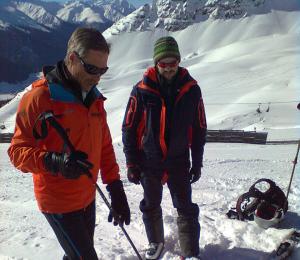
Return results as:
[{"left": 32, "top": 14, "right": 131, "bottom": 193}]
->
[{"left": 68, "top": 52, "right": 76, "bottom": 65}]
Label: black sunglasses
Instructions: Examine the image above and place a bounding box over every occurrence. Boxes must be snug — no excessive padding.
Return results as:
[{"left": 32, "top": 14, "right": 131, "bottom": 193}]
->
[{"left": 74, "top": 52, "right": 108, "bottom": 76}]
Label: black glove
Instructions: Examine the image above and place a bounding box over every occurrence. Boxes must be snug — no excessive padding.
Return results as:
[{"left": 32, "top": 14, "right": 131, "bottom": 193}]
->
[
  {"left": 44, "top": 151, "right": 93, "bottom": 179},
  {"left": 189, "top": 167, "right": 201, "bottom": 184},
  {"left": 106, "top": 180, "right": 130, "bottom": 226},
  {"left": 127, "top": 165, "right": 141, "bottom": 185}
]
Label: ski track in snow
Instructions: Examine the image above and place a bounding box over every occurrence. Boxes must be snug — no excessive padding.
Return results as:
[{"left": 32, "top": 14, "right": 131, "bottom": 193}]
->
[{"left": 0, "top": 143, "right": 299, "bottom": 260}]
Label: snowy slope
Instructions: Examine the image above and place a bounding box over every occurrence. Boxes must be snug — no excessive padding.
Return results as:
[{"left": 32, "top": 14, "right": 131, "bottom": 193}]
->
[
  {"left": 1, "top": 5, "right": 299, "bottom": 139},
  {"left": 0, "top": 2, "right": 300, "bottom": 260},
  {"left": 104, "top": 7, "right": 300, "bottom": 141}
]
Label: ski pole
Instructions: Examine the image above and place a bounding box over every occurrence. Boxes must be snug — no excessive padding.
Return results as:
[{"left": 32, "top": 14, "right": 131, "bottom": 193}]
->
[
  {"left": 81, "top": 167, "right": 143, "bottom": 260},
  {"left": 41, "top": 112, "right": 142, "bottom": 260},
  {"left": 286, "top": 140, "right": 300, "bottom": 200}
]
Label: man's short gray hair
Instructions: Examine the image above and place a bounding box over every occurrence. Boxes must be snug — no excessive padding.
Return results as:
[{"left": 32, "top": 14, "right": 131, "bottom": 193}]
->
[{"left": 65, "top": 27, "right": 110, "bottom": 64}]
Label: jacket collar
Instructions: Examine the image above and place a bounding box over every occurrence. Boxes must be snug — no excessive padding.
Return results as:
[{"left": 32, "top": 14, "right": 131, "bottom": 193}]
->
[
  {"left": 139, "top": 66, "right": 198, "bottom": 98},
  {"left": 43, "top": 61, "right": 105, "bottom": 106},
  {"left": 47, "top": 83, "right": 104, "bottom": 104}
]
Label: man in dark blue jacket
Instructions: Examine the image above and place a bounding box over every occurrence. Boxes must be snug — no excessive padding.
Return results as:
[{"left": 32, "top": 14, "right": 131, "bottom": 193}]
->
[{"left": 122, "top": 36, "right": 207, "bottom": 260}]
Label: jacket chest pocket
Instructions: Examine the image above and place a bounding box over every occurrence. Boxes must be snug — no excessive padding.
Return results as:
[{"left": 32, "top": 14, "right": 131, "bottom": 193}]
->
[{"left": 142, "top": 100, "right": 163, "bottom": 147}]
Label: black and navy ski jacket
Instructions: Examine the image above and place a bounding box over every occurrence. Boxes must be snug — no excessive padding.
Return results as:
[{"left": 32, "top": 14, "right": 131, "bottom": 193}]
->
[{"left": 122, "top": 67, "right": 207, "bottom": 171}]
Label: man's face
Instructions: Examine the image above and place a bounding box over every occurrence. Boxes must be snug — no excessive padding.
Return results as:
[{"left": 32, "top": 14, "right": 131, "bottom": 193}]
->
[
  {"left": 156, "top": 57, "right": 179, "bottom": 81},
  {"left": 68, "top": 49, "right": 109, "bottom": 92}
]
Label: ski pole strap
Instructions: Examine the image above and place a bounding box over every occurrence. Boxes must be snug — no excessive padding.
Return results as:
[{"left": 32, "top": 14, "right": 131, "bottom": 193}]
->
[
  {"left": 32, "top": 111, "right": 76, "bottom": 152},
  {"left": 32, "top": 111, "right": 53, "bottom": 139}
]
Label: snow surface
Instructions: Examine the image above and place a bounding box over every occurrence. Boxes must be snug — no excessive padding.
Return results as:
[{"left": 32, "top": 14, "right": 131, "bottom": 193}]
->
[
  {"left": 0, "top": 143, "right": 300, "bottom": 260},
  {"left": 0, "top": 3, "right": 300, "bottom": 260}
]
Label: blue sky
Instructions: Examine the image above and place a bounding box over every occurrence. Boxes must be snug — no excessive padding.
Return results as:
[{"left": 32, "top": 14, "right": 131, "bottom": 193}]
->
[{"left": 42, "top": 0, "right": 152, "bottom": 8}]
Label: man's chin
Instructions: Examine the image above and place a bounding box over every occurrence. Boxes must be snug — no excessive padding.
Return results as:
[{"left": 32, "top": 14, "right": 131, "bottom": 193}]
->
[
  {"left": 163, "top": 73, "right": 176, "bottom": 81},
  {"left": 82, "top": 82, "right": 98, "bottom": 91},
  {"left": 83, "top": 85, "right": 94, "bottom": 92}
]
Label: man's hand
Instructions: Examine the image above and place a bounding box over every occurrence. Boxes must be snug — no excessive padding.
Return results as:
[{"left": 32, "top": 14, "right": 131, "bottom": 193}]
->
[
  {"left": 106, "top": 180, "right": 130, "bottom": 226},
  {"left": 127, "top": 165, "right": 141, "bottom": 185},
  {"left": 189, "top": 167, "right": 201, "bottom": 184},
  {"left": 44, "top": 151, "right": 93, "bottom": 179}
]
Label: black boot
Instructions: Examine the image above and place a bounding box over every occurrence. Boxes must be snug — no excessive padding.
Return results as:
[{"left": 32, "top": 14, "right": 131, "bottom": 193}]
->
[
  {"left": 143, "top": 207, "right": 164, "bottom": 259},
  {"left": 143, "top": 207, "right": 164, "bottom": 243},
  {"left": 177, "top": 203, "right": 200, "bottom": 257}
]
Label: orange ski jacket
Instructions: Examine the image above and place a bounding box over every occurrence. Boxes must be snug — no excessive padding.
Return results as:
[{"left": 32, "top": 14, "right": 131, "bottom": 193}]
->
[{"left": 8, "top": 76, "right": 119, "bottom": 213}]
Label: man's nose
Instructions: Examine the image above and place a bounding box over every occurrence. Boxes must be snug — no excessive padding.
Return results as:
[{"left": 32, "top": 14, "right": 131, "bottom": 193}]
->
[{"left": 164, "top": 67, "right": 173, "bottom": 71}]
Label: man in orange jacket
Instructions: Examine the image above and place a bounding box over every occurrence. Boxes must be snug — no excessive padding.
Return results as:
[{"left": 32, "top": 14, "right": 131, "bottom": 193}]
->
[{"left": 8, "top": 27, "right": 130, "bottom": 260}]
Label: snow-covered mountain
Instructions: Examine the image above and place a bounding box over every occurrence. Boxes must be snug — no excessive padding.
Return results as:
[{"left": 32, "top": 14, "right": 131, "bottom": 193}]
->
[
  {"left": 1, "top": 0, "right": 300, "bottom": 85},
  {"left": 104, "top": 0, "right": 300, "bottom": 36},
  {"left": 0, "top": 0, "right": 135, "bottom": 31},
  {"left": 0, "top": 0, "right": 135, "bottom": 84},
  {"left": 57, "top": 0, "right": 135, "bottom": 27},
  {"left": 0, "top": 0, "right": 63, "bottom": 31}
]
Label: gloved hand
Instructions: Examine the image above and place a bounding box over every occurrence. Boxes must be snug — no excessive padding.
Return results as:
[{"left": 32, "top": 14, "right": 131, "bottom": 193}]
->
[
  {"left": 106, "top": 180, "right": 130, "bottom": 226},
  {"left": 127, "top": 165, "right": 141, "bottom": 185},
  {"left": 44, "top": 150, "right": 93, "bottom": 179},
  {"left": 189, "top": 167, "right": 201, "bottom": 184}
]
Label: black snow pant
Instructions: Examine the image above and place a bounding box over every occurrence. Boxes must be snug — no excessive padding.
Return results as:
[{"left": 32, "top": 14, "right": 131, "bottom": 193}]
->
[
  {"left": 139, "top": 167, "right": 200, "bottom": 257},
  {"left": 43, "top": 200, "right": 98, "bottom": 260}
]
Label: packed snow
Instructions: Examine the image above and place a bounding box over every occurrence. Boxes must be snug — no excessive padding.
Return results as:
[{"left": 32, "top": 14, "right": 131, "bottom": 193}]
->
[{"left": 0, "top": 2, "right": 300, "bottom": 260}]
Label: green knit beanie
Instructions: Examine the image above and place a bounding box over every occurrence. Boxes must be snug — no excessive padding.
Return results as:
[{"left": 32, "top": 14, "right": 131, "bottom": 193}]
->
[{"left": 153, "top": 36, "right": 181, "bottom": 64}]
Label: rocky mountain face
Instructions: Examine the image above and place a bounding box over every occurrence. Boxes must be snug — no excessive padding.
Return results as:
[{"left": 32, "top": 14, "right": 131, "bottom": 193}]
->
[
  {"left": 104, "top": 0, "right": 296, "bottom": 36},
  {"left": 0, "top": 0, "right": 135, "bottom": 84}
]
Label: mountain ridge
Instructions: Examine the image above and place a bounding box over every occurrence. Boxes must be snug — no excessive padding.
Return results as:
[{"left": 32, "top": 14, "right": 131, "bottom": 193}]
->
[
  {"left": 104, "top": 0, "right": 300, "bottom": 37},
  {"left": 1, "top": 0, "right": 300, "bottom": 84},
  {"left": 0, "top": 0, "right": 135, "bottom": 83}
]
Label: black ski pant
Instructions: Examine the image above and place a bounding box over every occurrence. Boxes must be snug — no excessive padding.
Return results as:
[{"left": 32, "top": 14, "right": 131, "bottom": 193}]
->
[
  {"left": 139, "top": 167, "right": 200, "bottom": 257},
  {"left": 43, "top": 200, "right": 98, "bottom": 260}
]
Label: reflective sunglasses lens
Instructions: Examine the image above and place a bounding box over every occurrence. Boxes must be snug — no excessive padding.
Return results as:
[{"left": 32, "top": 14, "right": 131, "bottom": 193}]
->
[
  {"left": 158, "top": 61, "right": 178, "bottom": 68},
  {"left": 85, "top": 64, "right": 108, "bottom": 75}
]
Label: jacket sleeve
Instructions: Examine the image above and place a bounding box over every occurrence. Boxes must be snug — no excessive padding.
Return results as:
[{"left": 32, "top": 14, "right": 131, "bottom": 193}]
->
[
  {"left": 122, "top": 85, "right": 144, "bottom": 167},
  {"left": 99, "top": 110, "right": 120, "bottom": 184},
  {"left": 191, "top": 86, "right": 207, "bottom": 168},
  {"left": 7, "top": 87, "right": 50, "bottom": 174}
]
